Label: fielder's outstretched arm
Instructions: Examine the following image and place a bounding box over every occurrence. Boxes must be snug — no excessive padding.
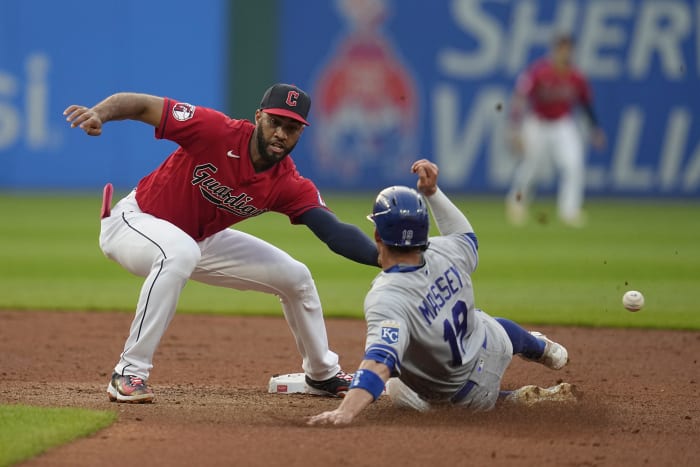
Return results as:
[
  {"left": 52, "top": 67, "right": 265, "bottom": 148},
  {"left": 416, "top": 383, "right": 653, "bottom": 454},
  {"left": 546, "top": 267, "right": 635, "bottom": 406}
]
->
[
  {"left": 64, "top": 93, "right": 163, "bottom": 136},
  {"left": 299, "top": 208, "right": 380, "bottom": 267}
]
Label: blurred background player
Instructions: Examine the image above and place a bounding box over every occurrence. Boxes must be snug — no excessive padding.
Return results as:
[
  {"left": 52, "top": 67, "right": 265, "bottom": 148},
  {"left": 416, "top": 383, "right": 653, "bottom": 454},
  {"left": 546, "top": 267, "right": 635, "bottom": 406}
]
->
[
  {"left": 308, "top": 159, "right": 573, "bottom": 426},
  {"left": 64, "top": 84, "right": 379, "bottom": 403},
  {"left": 506, "top": 33, "right": 606, "bottom": 227}
]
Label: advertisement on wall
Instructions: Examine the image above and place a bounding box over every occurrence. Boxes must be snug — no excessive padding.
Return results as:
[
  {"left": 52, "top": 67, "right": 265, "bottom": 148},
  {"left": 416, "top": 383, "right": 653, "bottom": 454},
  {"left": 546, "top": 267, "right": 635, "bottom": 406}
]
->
[
  {"left": 0, "top": 0, "right": 225, "bottom": 190},
  {"left": 280, "top": 0, "right": 699, "bottom": 197},
  {"left": 1, "top": 0, "right": 697, "bottom": 198}
]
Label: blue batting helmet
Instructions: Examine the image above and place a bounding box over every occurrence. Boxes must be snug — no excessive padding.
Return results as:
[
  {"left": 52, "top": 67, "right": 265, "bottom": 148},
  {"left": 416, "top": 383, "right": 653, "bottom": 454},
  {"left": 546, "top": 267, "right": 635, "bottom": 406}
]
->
[{"left": 368, "top": 186, "right": 429, "bottom": 247}]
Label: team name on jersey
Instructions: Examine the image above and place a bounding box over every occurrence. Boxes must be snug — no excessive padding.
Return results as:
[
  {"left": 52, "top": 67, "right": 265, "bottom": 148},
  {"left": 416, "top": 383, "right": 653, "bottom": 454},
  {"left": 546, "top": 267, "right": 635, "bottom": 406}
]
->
[
  {"left": 536, "top": 82, "right": 576, "bottom": 102},
  {"left": 192, "top": 163, "right": 268, "bottom": 217},
  {"left": 418, "top": 266, "right": 464, "bottom": 326}
]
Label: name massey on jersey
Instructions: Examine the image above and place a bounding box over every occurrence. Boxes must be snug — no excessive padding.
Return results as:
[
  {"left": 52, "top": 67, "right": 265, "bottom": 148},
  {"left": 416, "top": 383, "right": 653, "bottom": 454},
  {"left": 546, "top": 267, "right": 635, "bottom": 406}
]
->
[
  {"left": 418, "top": 265, "right": 464, "bottom": 325},
  {"left": 191, "top": 163, "right": 267, "bottom": 217}
]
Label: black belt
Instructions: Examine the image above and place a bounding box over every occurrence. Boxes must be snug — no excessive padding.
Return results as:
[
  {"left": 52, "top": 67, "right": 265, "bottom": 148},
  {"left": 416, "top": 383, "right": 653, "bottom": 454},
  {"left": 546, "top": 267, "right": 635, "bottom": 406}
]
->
[{"left": 450, "top": 336, "right": 487, "bottom": 404}]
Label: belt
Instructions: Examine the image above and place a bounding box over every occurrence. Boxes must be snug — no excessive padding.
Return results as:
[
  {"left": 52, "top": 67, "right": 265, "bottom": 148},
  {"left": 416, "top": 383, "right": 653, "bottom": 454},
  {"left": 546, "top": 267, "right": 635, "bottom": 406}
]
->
[{"left": 450, "top": 336, "right": 488, "bottom": 404}]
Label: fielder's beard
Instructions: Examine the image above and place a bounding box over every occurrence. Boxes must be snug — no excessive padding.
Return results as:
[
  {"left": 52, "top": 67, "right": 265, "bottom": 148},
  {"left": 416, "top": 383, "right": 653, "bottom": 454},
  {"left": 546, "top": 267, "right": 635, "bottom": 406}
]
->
[{"left": 256, "top": 129, "right": 296, "bottom": 166}]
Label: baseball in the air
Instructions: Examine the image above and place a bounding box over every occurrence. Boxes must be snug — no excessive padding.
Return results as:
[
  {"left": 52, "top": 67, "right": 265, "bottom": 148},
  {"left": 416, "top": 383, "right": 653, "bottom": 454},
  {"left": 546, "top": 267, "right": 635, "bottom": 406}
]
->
[{"left": 622, "top": 290, "right": 644, "bottom": 312}]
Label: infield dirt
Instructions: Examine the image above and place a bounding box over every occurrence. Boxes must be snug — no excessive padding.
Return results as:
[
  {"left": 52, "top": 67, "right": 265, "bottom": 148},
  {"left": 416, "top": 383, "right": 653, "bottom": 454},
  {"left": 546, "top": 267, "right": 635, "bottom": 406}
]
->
[{"left": 1, "top": 311, "right": 698, "bottom": 466}]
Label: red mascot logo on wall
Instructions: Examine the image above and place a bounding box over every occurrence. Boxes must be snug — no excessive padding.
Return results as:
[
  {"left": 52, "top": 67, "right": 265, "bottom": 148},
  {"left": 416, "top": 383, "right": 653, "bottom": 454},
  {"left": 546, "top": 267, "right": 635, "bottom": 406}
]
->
[{"left": 312, "top": 0, "right": 419, "bottom": 183}]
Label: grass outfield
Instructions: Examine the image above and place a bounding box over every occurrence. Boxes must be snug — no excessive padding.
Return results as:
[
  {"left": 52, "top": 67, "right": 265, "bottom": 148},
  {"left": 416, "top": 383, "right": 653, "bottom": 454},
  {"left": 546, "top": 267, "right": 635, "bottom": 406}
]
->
[
  {"left": 0, "top": 192, "right": 697, "bottom": 329},
  {"left": 0, "top": 405, "right": 116, "bottom": 466}
]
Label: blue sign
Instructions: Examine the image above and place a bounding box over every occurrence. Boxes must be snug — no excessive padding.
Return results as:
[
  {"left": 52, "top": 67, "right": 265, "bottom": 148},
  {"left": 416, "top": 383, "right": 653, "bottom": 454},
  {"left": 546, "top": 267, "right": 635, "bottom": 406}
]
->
[
  {"left": 2, "top": 0, "right": 698, "bottom": 198},
  {"left": 280, "top": 0, "right": 700, "bottom": 197},
  {"left": 0, "top": 0, "right": 225, "bottom": 190}
]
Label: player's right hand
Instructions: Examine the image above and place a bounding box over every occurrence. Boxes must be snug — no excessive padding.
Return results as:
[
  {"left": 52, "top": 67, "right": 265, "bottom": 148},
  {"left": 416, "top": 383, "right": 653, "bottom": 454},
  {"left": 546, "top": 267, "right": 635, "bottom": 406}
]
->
[
  {"left": 411, "top": 159, "right": 438, "bottom": 196},
  {"left": 306, "top": 409, "right": 355, "bottom": 426},
  {"left": 63, "top": 105, "right": 103, "bottom": 136}
]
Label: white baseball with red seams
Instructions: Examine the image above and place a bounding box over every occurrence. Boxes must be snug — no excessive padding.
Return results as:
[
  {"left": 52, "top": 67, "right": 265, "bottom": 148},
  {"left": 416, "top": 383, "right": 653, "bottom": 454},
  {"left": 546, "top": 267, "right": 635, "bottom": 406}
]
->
[{"left": 622, "top": 290, "right": 644, "bottom": 312}]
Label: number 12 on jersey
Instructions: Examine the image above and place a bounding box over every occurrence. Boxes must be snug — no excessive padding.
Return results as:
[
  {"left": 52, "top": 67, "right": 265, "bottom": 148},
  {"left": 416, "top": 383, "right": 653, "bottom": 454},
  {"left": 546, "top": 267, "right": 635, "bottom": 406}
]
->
[{"left": 443, "top": 300, "right": 468, "bottom": 366}]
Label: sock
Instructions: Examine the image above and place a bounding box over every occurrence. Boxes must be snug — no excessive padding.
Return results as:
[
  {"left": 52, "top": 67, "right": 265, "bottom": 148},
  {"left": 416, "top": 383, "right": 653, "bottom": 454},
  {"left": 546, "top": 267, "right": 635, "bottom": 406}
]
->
[
  {"left": 495, "top": 317, "right": 545, "bottom": 360},
  {"left": 498, "top": 390, "right": 514, "bottom": 400}
]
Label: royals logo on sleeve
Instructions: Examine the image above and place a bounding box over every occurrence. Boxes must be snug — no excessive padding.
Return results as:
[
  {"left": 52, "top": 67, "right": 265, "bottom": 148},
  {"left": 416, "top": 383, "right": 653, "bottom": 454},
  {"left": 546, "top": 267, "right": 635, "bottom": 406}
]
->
[
  {"left": 380, "top": 320, "right": 400, "bottom": 344},
  {"left": 172, "top": 102, "right": 195, "bottom": 121}
]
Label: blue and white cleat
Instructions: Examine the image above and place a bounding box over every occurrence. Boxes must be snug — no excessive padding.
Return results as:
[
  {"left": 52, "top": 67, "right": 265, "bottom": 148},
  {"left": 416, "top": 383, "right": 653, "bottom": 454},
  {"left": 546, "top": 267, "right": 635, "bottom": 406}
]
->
[{"left": 531, "top": 331, "right": 569, "bottom": 370}]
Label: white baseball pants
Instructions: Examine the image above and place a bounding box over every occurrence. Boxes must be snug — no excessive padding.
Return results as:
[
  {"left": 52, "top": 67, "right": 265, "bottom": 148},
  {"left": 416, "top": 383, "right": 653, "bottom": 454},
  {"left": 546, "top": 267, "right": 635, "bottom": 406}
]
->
[
  {"left": 99, "top": 190, "right": 340, "bottom": 381},
  {"left": 507, "top": 115, "right": 585, "bottom": 223}
]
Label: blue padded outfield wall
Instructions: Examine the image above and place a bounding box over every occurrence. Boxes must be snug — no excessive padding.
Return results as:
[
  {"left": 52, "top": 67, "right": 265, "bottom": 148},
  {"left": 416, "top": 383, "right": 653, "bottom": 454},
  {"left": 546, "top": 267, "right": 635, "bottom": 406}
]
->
[
  {"left": 282, "top": 0, "right": 700, "bottom": 197},
  {"left": 0, "top": 0, "right": 226, "bottom": 190},
  {"left": 1, "top": 0, "right": 699, "bottom": 197}
]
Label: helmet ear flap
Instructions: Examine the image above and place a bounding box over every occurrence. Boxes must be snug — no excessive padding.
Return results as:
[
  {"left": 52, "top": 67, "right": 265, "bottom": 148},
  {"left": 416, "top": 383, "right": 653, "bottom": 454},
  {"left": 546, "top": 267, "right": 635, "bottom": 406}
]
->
[{"left": 370, "top": 186, "right": 429, "bottom": 247}]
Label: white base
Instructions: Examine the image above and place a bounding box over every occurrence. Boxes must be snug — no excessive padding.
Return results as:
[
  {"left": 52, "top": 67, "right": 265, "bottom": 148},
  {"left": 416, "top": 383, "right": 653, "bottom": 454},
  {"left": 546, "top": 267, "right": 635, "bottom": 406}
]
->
[
  {"left": 267, "top": 372, "right": 388, "bottom": 396},
  {"left": 268, "top": 373, "right": 309, "bottom": 394}
]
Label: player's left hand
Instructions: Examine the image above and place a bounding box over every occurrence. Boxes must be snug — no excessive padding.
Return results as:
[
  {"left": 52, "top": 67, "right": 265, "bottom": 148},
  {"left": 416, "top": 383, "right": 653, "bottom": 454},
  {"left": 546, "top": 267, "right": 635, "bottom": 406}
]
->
[
  {"left": 307, "top": 409, "right": 354, "bottom": 426},
  {"left": 63, "top": 105, "right": 104, "bottom": 136},
  {"left": 411, "top": 159, "right": 438, "bottom": 196}
]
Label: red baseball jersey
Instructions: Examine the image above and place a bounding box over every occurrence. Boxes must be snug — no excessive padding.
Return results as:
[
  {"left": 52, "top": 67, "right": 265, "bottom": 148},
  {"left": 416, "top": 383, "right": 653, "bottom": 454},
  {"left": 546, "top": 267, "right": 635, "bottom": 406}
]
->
[
  {"left": 515, "top": 58, "right": 593, "bottom": 120},
  {"left": 135, "top": 99, "right": 328, "bottom": 241}
]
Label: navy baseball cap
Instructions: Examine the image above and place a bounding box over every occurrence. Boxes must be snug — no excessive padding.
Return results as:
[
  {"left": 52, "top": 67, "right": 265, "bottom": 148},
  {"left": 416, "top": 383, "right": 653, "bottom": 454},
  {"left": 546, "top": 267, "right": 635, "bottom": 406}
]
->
[{"left": 259, "top": 83, "right": 311, "bottom": 126}]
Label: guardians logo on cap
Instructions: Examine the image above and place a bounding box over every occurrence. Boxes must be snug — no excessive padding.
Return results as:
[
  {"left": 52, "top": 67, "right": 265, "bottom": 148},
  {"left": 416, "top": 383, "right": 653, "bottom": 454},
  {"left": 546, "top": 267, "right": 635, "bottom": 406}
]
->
[{"left": 259, "top": 83, "right": 311, "bottom": 126}]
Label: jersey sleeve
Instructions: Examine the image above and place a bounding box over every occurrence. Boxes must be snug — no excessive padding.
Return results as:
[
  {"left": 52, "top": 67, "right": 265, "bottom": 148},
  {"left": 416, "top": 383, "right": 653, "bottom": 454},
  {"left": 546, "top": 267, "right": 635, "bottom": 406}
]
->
[
  {"left": 510, "top": 66, "right": 535, "bottom": 122},
  {"left": 514, "top": 66, "right": 535, "bottom": 98},
  {"left": 274, "top": 170, "right": 330, "bottom": 223},
  {"left": 574, "top": 71, "right": 593, "bottom": 105},
  {"left": 155, "top": 98, "right": 230, "bottom": 154},
  {"left": 362, "top": 288, "right": 410, "bottom": 376}
]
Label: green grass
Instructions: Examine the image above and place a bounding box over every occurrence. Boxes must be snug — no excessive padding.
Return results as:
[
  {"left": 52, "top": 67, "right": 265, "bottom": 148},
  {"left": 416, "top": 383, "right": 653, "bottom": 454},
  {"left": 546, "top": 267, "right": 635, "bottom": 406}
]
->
[
  {"left": 474, "top": 200, "right": 700, "bottom": 328},
  {"left": 0, "top": 405, "right": 116, "bottom": 467},
  {"left": 0, "top": 192, "right": 697, "bottom": 465},
  {"left": 0, "top": 192, "right": 698, "bottom": 329}
]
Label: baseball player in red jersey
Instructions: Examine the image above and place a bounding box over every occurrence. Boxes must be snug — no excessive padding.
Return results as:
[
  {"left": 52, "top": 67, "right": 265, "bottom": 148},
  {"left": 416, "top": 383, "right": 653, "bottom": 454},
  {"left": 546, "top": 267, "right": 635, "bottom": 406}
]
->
[
  {"left": 506, "top": 34, "right": 606, "bottom": 227},
  {"left": 64, "top": 83, "right": 378, "bottom": 403}
]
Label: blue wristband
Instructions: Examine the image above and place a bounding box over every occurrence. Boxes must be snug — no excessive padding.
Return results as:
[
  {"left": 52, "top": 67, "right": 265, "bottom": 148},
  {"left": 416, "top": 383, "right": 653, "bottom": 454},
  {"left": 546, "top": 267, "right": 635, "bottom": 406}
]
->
[{"left": 349, "top": 369, "right": 385, "bottom": 401}]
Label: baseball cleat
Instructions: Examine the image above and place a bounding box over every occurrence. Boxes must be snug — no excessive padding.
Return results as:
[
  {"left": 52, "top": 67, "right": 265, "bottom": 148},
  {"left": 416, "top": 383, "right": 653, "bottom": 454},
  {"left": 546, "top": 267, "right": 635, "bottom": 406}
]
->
[
  {"left": 530, "top": 331, "right": 569, "bottom": 370},
  {"left": 305, "top": 371, "right": 354, "bottom": 398},
  {"left": 107, "top": 372, "right": 154, "bottom": 403},
  {"left": 503, "top": 382, "right": 578, "bottom": 407}
]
